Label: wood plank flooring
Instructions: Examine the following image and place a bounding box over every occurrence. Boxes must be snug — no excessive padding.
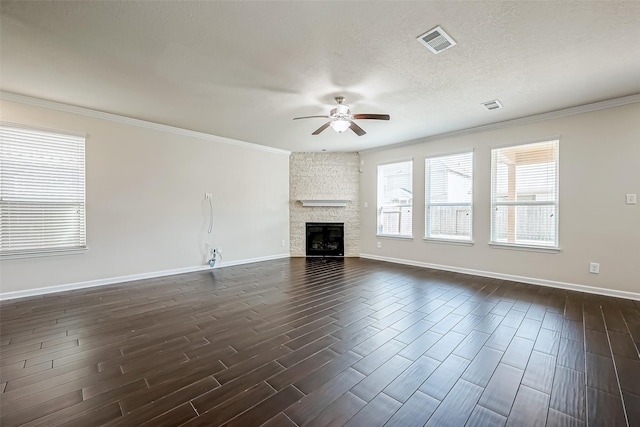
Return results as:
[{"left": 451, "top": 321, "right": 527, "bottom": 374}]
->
[{"left": 1, "top": 257, "right": 639, "bottom": 426}]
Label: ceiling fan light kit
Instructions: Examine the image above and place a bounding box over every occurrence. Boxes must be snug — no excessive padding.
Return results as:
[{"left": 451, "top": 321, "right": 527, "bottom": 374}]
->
[
  {"left": 330, "top": 119, "right": 350, "bottom": 133},
  {"left": 294, "top": 96, "right": 390, "bottom": 136}
]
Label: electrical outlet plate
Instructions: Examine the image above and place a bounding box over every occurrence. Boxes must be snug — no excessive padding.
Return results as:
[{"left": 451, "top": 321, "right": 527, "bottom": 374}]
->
[
  {"left": 377, "top": 241, "right": 382, "bottom": 248},
  {"left": 589, "top": 262, "right": 600, "bottom": 274},
  {"left": 626, "top": 194, "right": 637, "bottom": 205}
]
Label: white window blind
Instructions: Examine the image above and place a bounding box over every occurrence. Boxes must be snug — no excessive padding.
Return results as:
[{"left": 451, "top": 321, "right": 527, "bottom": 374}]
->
[
  {"left": 425, "top": 151, "right": 473, "bottom": 241},
  {"left": 377, "top": 160, "right": 412, "bottom": 237},
  {"left": 0, "top": 123, "right": 86, "bottom": 257},
  {"left": 491, "top": 139, "right": 559, "bottom": 248}
]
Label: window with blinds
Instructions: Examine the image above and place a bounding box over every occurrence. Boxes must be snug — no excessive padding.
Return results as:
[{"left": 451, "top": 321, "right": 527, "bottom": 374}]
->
[
  {"left": 491, "top": 139, "right": 559, "bottom": 248},
  {"left": 377, "top": 160, "right": 413, "bottom": 237},
  {"left": 425, "top": 151, "right": 473, "bottom": 241},
  {"left": 0, "top": 123, "right": 86, "bottom": 258}
]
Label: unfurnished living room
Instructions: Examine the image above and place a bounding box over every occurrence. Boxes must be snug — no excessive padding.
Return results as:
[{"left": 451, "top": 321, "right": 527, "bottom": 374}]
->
[{"left": 1, "top": 1, "right": 639, "bottom": 426}]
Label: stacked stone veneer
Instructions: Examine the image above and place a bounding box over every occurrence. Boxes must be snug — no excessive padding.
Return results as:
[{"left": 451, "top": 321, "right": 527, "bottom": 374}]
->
[{"left": 290, "top": 152, "right": 360, "bottom": 257}]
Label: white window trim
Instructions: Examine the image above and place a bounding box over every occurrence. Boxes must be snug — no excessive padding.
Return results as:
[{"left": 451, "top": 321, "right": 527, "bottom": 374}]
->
[
  {"left": 490, "top": 139, "right": 560, "bottom": 250},
  {"left": 0, "top": 122, "right": 87, "bottom": 259},
  {"left": 425, "top": 151, "right": 474, "bottom": 243},
  {"left": 376, "top": 234, "right": 414, "bottom": 240},
  {"left": 1, "top": 247, "right": 88, "bottom": 260},
  {"left": 489, "top": 242, "right": 561, "bottom": 253},
  {"left": 423, "top": 238, "right": 474, "bottom": 246},
  {"left": 377, "top": 159, "right": 413, "bottom": 238}
]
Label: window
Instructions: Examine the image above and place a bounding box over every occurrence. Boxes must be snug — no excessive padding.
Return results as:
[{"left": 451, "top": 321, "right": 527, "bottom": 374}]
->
[
  {"left": 425, "top": 151, "right": 473, "bottom": 241},
  {"left": 0, "top": 123, "right": 86, "bottom": 258},
  {"left": 491, "top": 139, "right": 559, "bottom": 248},
  {"left": 377, "top": 160, "right": 412, "bottom": 237}
]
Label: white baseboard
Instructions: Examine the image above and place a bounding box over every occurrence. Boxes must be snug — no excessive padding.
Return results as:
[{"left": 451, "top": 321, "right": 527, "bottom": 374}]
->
[
  {"left": 6, "top": 252, "right": 636, "bottom": 302},
  {"left": 360, "top": 253, "right": 640, "bottom": 301},
  {"left": 217, "top": 253, "right": 290, "bottom": 268},
  {"left": 0, "top": 253, "right": 291, "bottom": 301}
]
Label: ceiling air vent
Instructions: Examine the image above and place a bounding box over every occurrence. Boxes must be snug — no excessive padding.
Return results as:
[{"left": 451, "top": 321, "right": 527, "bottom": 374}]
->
[
  {"left": 482, "top": 99, "right": 503, "bottom": 111},
  {"left": 417, "top": 26, "right": 456, "bottom": 54}
]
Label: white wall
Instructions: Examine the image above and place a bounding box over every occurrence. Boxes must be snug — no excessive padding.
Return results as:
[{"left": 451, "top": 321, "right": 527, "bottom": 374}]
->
[
  {"left": 360, "top": 102, "right": 640, "bottom": 296},
  {"left": 289, "top": 153, "right": 360, "bottom": 257},
  {"left": 0, "top": 99, "right": 291, "bottom": 295}
]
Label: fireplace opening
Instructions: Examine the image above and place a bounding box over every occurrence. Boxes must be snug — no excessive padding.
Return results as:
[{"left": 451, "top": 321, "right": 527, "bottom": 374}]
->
[{"left": 306, "top": 222, "right": 344, "bottom": 257}]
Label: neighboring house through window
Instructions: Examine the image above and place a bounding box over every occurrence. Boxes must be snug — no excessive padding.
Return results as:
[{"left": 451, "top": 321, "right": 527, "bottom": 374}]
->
[
  {"left": 377, "top": 160, "right": 412, "bottom": 237},
  {"left": 425, "top": 151, "right": 473, "bottom": 242}
]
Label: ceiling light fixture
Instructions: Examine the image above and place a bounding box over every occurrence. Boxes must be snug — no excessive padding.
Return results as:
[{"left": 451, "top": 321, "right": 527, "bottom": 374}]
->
[{"left": 330, "top": 119, "right": 351, "bottom": 133}]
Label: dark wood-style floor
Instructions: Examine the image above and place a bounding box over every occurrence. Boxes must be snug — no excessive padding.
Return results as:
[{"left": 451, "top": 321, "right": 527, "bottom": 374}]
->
[{"left": 1, "top": 258, "right": 639, "bottom": 427}]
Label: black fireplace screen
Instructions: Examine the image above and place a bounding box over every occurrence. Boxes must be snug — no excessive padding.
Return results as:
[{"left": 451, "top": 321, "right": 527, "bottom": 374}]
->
[{"left": 306, "top": 223, "right": 344, "bottom": 256}]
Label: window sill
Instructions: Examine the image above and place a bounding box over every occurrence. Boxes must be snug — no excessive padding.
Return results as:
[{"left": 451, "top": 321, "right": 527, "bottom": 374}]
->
[
  {"left": 489, "top": 243, "right": 560, "bottom": 254},
  {"left": 376, "top": 234, "right": 413, "bottom": 240},
  {"left": 424, "top": 238, "right": 474, "bottom": 246},
  {"left": 0, "top": 247, "right": 88, "bottom": 260}
]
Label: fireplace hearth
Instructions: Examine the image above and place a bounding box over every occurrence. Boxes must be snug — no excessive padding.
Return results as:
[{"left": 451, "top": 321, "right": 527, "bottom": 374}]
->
[{"left": 306, "top": 222, "right": 344, "bottom": 257}]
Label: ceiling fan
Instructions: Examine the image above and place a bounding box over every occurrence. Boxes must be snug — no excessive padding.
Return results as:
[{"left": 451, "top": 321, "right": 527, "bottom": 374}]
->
[{"left": 294, "top": 97, "right": 390, "bottom": 136}]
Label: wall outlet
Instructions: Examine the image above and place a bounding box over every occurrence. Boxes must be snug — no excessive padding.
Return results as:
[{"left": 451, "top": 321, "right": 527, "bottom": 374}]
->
[
  {"left": 377, "top": 241, "right": 382, "bottom": 248},
  {"left": 205, "top": 192, "right": 212, "bottom": 200},
  {"left": 364, "top": 202, "right": 368, "bottom": 208},
  {"left": 281, "top": 240, "right": 285, "bottom": 247},
  {"left": 589, "top": 262, "right": 600, "bottom": 274},
  {"left": 626, "top": 194, "right": 637, "bottom": 205}
]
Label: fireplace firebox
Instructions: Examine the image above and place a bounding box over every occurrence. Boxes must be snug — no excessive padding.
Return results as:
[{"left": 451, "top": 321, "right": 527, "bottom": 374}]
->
[{"left": 306, "top": 223, "right": 344, "bottom": 257}]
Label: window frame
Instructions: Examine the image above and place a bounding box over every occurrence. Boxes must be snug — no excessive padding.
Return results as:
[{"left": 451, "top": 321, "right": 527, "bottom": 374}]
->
[
  {"left": 376, "top": 159, "right": 413, "bottom": 238},
  {"left": 0, "top": 122, "right": 87, "bottom": 259},
  {"left": 490, "top": 139, "right": 560, "bottom": 251},
  {"left": 424, "top": 150, "right": 474, "bottom": 244}
]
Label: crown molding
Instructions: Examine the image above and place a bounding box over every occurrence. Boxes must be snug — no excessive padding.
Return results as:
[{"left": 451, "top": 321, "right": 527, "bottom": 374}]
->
[
  {"left": 0, "top": 91, "right": 291, "bottom": 156},
  {"left": 362, "top": 93, "right": 640, "bottom": 153}
]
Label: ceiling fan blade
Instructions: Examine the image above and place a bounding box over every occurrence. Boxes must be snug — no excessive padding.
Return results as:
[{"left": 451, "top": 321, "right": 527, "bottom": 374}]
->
[
  {"left": 353, "top": 114, "right": 390, "bottom": 120},
  {"left": 312, "top": 122, "right": 331, "bottom": 135},
  {"left": 293, "top": 115, "right": 329, "bottom": 120},
  {"left": 349, "top": 121, "right": 366, "bottom": 136}
]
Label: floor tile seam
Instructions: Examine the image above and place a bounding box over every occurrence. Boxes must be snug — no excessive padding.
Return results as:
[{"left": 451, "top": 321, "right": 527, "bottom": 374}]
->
[
  {"left": 599, "top": 305, "right": 631, "bottom": 427},
  {"left": 5, "top": 330, "right": 71, "bottom": 347},
  {"left": 198, "top": 381, "right": 290, "bottom": 426},
  {"left": 250, "top": 315, "right": 338, "bottom": 341},
  {"left": 1, "top": 361, "right": 123, "bottom": 404},
  {"left": 349, "top": 346, "right": 410, "bottom": 378},
  {"left": 430, "top": 378, "right": 483, "bottom": 425},
  {"left": 3, "top": 359, "right": 103, "bottom": 393},
  {"left": 620, "top": 312, "right": 640, "bottom": 361},
  {"left": 260, "top": 303, "right": 345, "bottom": 325}
]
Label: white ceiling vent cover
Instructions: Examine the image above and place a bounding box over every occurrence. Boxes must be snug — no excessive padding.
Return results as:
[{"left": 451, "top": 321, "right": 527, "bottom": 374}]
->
[
  {"left": 417, "top": 26, "right": 456, "bottom": 54},
  {"left": 482, "top": 99, "right": 503, "bottom": 111}
]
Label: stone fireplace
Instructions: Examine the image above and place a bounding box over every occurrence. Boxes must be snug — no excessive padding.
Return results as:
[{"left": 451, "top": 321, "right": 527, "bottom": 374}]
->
[{"left": 289, "top": 153, "right": 360, "bottom": 257}]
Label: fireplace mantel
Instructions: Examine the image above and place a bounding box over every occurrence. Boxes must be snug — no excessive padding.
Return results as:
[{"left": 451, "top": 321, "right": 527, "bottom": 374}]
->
[{"left": 299, "top": 200, "right": 349, "bottom": 207}]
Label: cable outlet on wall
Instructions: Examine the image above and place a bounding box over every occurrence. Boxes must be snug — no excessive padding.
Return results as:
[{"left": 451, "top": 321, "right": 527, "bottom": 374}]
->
[
  {"left": 377, "top": 241, "right": 382, "bottom": 249},
  {"left": 589, "top": 262, "right": 600, "bottom": 274}
]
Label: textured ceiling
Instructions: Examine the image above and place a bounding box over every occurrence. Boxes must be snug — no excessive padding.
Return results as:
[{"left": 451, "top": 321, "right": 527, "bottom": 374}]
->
[{"left": 1, "top": 1, "right": 639, "bottom": 152}]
